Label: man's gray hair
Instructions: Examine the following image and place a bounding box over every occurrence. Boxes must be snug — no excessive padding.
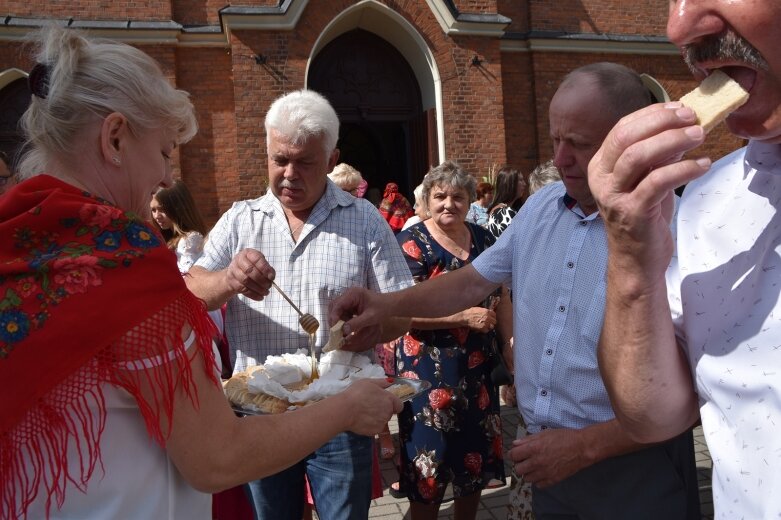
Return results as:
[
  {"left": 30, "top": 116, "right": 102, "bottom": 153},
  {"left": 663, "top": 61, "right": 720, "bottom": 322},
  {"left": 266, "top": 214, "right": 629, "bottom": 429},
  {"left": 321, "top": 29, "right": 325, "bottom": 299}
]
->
[{"left": 264, "top": 90, "right": 339, "bottom": 154}]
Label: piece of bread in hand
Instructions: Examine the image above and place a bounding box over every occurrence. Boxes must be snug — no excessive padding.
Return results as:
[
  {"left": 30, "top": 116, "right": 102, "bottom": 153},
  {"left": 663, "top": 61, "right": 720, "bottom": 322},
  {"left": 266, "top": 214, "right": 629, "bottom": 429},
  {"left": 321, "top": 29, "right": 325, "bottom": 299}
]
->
[
  {"left": 679, "top": 70, "right": 749, "bottom": 133},
  {"left": 322, "top": 320, "right": 346, "bottom": 353},
  {"left": 387, "top": 382, "right": 416, "bottom": 400}
]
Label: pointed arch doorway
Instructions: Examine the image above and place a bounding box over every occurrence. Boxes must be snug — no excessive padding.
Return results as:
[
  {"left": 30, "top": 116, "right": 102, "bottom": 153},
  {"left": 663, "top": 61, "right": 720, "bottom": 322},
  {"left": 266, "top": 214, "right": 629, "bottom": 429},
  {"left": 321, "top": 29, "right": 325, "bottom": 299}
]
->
[
  {"left": 308, "top": 28, "right": 435, "bottom": 204},
  {"left": 0, "top": 72, "right": 31, "bottom": 170}
]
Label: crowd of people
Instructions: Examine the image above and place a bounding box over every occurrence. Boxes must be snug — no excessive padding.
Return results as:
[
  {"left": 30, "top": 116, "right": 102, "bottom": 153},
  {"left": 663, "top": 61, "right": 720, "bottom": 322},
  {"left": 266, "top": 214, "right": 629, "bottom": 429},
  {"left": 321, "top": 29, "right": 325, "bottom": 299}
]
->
[{"left": 4, "top": 0, "right": 780, "bottom": 517}]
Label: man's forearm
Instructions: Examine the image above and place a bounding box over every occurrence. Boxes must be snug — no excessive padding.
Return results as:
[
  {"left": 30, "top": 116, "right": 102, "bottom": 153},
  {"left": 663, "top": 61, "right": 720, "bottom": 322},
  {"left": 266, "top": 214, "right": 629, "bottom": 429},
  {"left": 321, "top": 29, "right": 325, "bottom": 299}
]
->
[
  {"left": 599, "top": 262, "right": 699, "bottom": 443},
  {"left": 379, "top": 316, "right": 411, "bottom": 342},
  {"left": 578, "top": 419, "right": 652, "bottom": 465},
  {"left": 185, "top": 266, "right": 234, "bottom": 311},
  {"left": 385, "top": 265, "right": 498, "bottom": 319}
]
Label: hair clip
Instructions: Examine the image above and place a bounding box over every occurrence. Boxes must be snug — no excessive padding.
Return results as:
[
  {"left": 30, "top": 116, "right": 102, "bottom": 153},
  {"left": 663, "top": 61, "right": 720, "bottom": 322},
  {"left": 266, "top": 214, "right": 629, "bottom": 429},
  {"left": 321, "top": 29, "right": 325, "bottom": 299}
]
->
[{"left": 28, "top": 63, "right": 51, "bottom": 99}]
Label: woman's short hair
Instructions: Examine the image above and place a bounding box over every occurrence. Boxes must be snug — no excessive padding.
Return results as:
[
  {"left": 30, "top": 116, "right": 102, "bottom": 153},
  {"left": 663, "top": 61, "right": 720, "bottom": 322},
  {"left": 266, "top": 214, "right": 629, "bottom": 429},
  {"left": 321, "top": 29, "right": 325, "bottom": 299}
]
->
[
  {"left": 488, "top": 166, "right": 522, "bottom": 213},
  {"left": 264, "top": 90, "right": 339, "bottom": 155},
  {"left": 328, "top": 163, "right": 363, "bottom": 191},
  {"left": 422, "top": 160, "right": 476, "bottom": 204},
  {"left": 152, "top": 180, "right": 208, "bottom": 247},
  {"left": 18, "top": 28, "right": 197, "bottom": 178},
  {"left": 528, "top": 160, "right": 561, "bottom": 195},
  {"left": 475, "top": 181, "right": 493, "bottom": 199}
]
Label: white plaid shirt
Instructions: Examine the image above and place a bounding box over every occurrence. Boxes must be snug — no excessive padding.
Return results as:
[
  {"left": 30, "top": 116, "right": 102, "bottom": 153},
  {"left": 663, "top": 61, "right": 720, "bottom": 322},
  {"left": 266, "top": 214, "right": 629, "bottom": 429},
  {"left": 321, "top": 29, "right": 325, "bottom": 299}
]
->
[{"left": 196, "top": 180, "right": 413, "bottom": 372}]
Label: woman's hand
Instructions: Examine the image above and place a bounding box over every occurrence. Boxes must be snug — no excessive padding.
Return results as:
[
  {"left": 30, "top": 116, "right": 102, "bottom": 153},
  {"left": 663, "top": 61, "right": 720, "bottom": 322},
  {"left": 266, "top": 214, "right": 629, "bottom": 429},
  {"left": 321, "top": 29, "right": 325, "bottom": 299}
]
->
[
  {"left": 460, "top": 307, "right": 496, "bottom": 332},
  {"left": 337, "top": 379, "right": 403, "bottom": 435}
]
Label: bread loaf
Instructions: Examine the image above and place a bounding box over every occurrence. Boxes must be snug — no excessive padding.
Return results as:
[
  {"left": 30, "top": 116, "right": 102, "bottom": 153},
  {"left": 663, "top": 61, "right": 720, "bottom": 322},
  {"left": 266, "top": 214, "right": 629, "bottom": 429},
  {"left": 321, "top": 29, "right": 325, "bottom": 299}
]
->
[
  {"left": 679, "top": 70, "right": 749, "bottom": 133},
  {"left": 223, "top": 369, "right": 291, "bottom": 414}
]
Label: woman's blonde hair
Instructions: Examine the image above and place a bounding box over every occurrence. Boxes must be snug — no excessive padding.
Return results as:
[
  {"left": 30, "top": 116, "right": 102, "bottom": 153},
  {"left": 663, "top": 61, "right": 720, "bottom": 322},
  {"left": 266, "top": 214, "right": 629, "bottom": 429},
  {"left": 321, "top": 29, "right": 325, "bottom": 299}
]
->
[
  {"left": 328, "top": 163, "right": 363, "bottom": 192},
  {"left": 528, "top": 160, "right": 561, "bottom": 195},
  {"left": 18, "top": 27, "right": 197, "bottom": 177}
]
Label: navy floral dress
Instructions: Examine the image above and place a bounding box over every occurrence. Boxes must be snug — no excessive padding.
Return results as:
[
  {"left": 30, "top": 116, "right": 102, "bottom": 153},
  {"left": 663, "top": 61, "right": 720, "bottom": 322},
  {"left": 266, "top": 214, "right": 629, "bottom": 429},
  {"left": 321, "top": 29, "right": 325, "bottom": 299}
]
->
[{"left": 395, "top": 222, "right": 505, "bottom": 503}]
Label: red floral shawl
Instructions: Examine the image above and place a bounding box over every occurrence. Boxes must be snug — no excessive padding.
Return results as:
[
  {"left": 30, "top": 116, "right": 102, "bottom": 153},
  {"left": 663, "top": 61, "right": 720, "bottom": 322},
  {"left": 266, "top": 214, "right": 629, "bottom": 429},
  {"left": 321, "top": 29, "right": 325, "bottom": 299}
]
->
[{"left": 0, "top": 175, "right": 218, "bottom": 518}]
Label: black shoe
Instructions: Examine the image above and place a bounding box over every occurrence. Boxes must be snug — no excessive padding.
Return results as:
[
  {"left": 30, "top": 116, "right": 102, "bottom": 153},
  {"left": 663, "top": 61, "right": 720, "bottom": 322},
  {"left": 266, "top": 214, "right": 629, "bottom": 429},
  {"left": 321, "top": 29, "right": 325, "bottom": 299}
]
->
[{"left": 389, "top": 482, "right": 406, "bottom": 499}]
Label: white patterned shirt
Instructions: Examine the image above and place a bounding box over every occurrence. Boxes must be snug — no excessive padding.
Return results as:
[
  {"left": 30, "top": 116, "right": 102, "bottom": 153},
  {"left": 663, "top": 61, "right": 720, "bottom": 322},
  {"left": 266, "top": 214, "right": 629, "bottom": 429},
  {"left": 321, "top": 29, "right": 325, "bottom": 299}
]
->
[
  {"left": 472, "top": 182, "right": 615, "bottom": 432},
  {"left": 668, "top": 141, "right": 781, "bottom": 519},
  {"left": 176, "top": 231, "right": 204, "bottom": 274},
  {"left": 196, "top": 180, "right": 413, "bottom": 371}
]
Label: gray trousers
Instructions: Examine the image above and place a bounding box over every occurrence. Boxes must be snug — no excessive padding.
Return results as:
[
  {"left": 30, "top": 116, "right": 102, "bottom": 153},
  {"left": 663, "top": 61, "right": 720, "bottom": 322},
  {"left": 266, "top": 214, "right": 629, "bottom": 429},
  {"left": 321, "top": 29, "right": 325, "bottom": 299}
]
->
[{"left": 532, "top": 429, "right": 701, "bottom": 520}]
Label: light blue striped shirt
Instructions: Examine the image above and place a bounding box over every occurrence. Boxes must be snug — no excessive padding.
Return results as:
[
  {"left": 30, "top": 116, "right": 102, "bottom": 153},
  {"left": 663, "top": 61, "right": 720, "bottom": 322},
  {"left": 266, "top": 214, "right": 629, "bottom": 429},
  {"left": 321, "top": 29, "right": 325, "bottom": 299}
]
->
[
  {"left": 196, "top": 180, "right": 413, "bottom": 371},
  {"left": 472, "top": 181, "right": 614, "bottom": 432}
]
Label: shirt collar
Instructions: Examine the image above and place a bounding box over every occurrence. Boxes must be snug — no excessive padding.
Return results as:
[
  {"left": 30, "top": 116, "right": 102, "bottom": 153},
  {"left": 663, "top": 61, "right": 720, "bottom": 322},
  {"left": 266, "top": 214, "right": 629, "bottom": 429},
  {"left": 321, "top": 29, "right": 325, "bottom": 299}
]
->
[
  {"left": 560, "top": 191, "right": 599, "bottom": 221},
  {"left": 246, "top": 178, "right": 356, "bottom": 215}
]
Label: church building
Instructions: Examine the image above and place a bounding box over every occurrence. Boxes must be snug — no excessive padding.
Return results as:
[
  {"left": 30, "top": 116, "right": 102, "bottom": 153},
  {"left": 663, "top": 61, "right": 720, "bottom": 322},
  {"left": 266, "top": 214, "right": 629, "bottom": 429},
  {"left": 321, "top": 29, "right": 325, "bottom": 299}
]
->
[{"left": 0, "top": 1, "right": 744, "bottom": 223}]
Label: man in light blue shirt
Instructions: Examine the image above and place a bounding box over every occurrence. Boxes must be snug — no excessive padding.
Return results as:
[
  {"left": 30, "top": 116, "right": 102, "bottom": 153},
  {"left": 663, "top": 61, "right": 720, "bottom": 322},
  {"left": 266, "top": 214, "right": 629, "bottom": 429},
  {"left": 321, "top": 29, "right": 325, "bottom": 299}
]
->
[{"left": 331, "top": 63, "right": 700, "bottom": 518}]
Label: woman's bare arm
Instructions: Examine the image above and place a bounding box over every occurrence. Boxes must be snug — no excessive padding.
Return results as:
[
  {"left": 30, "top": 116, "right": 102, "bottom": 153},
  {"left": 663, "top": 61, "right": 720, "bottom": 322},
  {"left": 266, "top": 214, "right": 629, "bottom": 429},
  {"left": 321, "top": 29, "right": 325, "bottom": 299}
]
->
[{"left": 140, "top": 345, "right": 401, "bottom": 492}]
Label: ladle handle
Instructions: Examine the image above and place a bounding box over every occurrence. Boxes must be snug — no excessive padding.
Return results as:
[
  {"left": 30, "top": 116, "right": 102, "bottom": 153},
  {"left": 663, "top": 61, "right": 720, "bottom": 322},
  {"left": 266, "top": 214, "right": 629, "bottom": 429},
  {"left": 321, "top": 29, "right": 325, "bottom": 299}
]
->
[{"left": 271, "top": 281, "right": 304, "bottom": 318}]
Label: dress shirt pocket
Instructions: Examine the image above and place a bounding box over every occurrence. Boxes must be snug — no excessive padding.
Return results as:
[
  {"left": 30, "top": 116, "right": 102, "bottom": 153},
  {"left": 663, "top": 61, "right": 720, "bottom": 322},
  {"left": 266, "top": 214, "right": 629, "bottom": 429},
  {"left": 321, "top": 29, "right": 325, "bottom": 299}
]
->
[
  {"left": 581, "top": 279, "right": 607, "bottom": 346},
  {"left": 310, "top": 237, "right": 367, "bottom": 293}
]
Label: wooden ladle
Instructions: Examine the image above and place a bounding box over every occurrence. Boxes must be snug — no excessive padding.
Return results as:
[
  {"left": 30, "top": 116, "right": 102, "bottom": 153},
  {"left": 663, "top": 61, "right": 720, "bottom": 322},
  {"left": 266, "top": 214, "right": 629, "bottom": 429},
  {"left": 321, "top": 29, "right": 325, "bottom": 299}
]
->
[
  {"left": 271, "top": 281, "right": 320, "bottom": 335},
  {"left": 271, "top": 281, "right": 320, "bottom": 378}
]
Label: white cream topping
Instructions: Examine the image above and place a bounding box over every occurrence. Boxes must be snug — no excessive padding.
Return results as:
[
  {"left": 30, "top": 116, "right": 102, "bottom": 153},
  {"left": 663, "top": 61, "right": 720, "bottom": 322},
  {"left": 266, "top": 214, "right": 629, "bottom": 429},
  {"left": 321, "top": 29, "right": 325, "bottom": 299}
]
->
[{"left": 247, "top": 349, "right": 386, "bottom": 403}]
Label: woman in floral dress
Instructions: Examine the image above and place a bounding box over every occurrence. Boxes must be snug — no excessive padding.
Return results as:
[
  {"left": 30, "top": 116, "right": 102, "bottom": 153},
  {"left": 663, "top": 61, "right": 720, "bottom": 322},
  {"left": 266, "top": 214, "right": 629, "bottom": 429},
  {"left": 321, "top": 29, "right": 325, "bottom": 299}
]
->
[{"left": 395, "top": 161, "right": 509, "bottom": 520}]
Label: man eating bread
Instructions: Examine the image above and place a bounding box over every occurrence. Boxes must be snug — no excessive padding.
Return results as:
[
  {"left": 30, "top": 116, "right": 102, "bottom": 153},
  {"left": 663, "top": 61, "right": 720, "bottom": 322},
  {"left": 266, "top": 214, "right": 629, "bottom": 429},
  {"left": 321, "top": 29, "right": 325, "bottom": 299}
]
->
[{"left": 588, "top": 1, "right": 781, "bottom": 517}]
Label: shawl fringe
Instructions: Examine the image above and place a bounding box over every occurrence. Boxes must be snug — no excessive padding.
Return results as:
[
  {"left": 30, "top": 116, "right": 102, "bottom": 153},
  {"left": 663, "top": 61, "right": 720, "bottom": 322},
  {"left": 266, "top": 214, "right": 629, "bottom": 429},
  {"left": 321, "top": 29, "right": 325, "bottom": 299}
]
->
[{"left": 1, "top": 291, "right": 217, "bottom": 519}]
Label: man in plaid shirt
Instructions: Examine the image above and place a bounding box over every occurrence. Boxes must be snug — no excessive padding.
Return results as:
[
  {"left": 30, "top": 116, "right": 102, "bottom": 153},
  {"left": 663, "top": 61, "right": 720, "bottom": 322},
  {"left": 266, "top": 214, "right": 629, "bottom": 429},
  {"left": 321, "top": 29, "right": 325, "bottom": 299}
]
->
[{"left": 187, "top": 90, "right": 413, "bottom": 520}]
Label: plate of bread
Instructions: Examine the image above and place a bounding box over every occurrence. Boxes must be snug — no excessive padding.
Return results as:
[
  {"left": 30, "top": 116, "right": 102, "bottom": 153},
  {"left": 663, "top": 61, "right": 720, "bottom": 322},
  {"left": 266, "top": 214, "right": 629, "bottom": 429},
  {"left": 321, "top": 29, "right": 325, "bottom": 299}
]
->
[{"left": 223, "top": 348, "right": 428, "bottom": 415}]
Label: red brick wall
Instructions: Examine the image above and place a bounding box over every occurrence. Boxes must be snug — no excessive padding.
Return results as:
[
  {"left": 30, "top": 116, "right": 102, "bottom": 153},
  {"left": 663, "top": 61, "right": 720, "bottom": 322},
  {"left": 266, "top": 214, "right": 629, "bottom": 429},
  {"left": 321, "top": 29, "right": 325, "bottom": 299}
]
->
[
  {"left": 141, "top": 46, "right": 186, "bottom": 182},
  {"left": 452, "top": 0, "right": 496, "bottom": 14},
  {"left": 0, "top": 42, "right": 34, "bottom": 72},
  {"left": 3, "top": 0, "right": 171, "bottom": 20},
  {"left": 498, "top": 0, "right": 528, "bottom": 33},
  {"left": 173, "top": 0, "right": 225, "bottom": 26},
  {"left": 176, "top": 47, "right": 239, "bottom": 224},
  {"left": 439, "top": 35, "right": 507, "bottom": 177},
  {"left": 501, "top": 52, "right": 538, "bottom": 175},
  {"left": 529, "top": 0, "right": 668, "bottom": 35}
]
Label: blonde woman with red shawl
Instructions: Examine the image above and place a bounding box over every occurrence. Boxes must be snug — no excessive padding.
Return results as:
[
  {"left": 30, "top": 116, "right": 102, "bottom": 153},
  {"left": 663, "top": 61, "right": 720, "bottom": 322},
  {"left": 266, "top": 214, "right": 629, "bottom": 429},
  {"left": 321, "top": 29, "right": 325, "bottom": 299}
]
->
[
  {"left": 379, "top": 182, "right": 414, "bottom": 233},
  {"left": 0, "top": 28, "right": 401, "bottom": 520}
]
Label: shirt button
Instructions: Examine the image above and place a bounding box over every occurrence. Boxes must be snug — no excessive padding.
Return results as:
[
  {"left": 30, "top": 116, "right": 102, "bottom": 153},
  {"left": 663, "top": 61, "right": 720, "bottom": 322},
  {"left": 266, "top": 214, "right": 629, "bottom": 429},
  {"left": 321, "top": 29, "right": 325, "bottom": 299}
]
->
[
  {"left": 545, "top": 349, "right": 553, "bottom": 355},
  {"left": 567, "top": 261, "right": 574, "bottom": 268},
  {"left": 558, "top": 305, "right": 565, "bottom": 312},
  {"left": 540, "top": 389, "right": 548, "bottom": 396},
  {"left": 580, "top": 221, "right": 587, "bottom": 226},
  {"left": 541, "top": 425, "right": 548, "bottom": 430}
]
